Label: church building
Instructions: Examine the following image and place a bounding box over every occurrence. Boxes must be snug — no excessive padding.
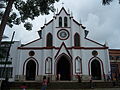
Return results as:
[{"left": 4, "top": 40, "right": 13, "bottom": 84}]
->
[{"left": 0, "top": 7, "right": 111, "bottom": 81}]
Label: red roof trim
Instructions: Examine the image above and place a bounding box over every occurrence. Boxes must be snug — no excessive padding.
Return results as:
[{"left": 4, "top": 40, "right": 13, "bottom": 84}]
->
[
  {"left": 56, "top": 27, "right": 71, "bottom": 28},
  {"left": 22, "top": 38, "right": 41, "bottom": 47},
  {"left": 18, "top": 46, "right": 108, "bottom": 50},
  {"left": 109, "top": 49, "right": 120, "bottom": 51},
  {"left": 85, "top": 38, "right": 105, "bottom": 47},
  {"left": 56, "top": 7, "right": 70, "bottom": 16},
  {"left": 109, "top": 52, "right": 120, "bottom": 55}
]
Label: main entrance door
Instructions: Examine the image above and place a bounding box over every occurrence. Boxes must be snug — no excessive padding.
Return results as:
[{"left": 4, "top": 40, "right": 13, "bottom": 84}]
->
[
  {"left": 26, "top": 60, "right": 36, "bottom": 80},
  {"left": 57, "top": 56, "right": 71, "bottom": 80},
  {"left": 91, "top": 60, "right": 101, "bottom": 80}
]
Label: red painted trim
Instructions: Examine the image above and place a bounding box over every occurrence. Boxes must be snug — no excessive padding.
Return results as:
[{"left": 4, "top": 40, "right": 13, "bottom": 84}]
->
[
  {"left": 23, "top": 57, "right": 39, "bottom": 76},
  {"left": 54, "top": 42, "right": 72, "bottom": 59},
  {"left": 70, "top": 47, "right": 108, "bottom": 49},
  {"left": 109, "top": 49, "right": 120, "bottom": 51},
  {"left": 88, "top": 57, "right": 105, "bottom": 79},
  {"left": 56, "top": 7, "right": 70, "bottom": 16},
  {"left": 54, "top": 53, "right": 73, "bottom": 80},
  {"left": 45, "top": 57, "right": 52, "bottom": 74},
  {"left": 85, "top": 38, "right": 106, "bottom": 47},
  {"left": 18, "top": 46, "right": 108, "bottom": 50},
  {"left": 57, "top": 29, "right": 70, "bottom": 40},
  {"left": 56, "top": 27, "right": 71, "bottom": 28},
  {"left": 22, "top": 38, "right": 41, "bottom": 47}
]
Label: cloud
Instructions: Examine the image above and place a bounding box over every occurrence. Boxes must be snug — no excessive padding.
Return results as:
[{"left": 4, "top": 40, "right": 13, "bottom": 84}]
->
[
  {"left": 78, "top": 0, "right": 120, "bottom": 49},
  {"left": 3, "top": 0, "right": 120, "bottom": 49}
]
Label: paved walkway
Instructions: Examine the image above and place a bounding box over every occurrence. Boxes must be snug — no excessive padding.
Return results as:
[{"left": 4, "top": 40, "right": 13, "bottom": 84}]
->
[{"left": 10, "top": 88, "right": 120, "bottom": 90}]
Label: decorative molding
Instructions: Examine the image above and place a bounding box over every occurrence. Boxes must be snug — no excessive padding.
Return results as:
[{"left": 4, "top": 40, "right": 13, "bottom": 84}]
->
[
  {"left": 54, "top": 53, "right": 73, "bottom": 80},
  {"left": 23, "top": 57, "right": 39, "bottom": 76},
  {"left": 56, "top": 7, "right": 70, "bottom": 16},
  {"left": 88, "top": 57, "right": 105, "bottom": 79},
  {"left": 54, "top": 42, "right": 72, "bottom": 59},
  {"left": 22, "top": 38, "right": 41, "bottom": 47},
  {"left": 57, "top": 29, "right": 70, "bottom": 40},
  {"left": 85, "top": 38, "right": 105, "bottom": 47}
]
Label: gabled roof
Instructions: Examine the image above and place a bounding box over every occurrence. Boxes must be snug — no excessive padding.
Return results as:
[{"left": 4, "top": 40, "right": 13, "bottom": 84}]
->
[
  {"left": 85, "top": 37, "right": 106, "bottom": 47},
  {"left": 56, "top": 7, "right": 70, "bottom": 16},
  {"left": 55, "top": 42, "right": 72, "bottom": 59},
  {"left": 21, "top": 38, "right": 41, "bottom": 47}
]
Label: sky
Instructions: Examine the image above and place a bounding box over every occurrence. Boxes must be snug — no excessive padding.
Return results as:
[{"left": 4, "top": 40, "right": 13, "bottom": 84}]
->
[{"left": 2, "top": 0, "right": 120, "bottom": 49}]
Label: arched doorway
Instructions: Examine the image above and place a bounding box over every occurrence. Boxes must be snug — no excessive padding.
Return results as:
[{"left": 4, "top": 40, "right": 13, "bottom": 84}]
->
[
  {"left": 26, "top": 60, "right": 36, "bottom": 80},
  {"left": 57, "top": 55, "right": 71, "bottom": 80},
  {"left": 91, "top": 59, "right": 101, "bottom": 80}
]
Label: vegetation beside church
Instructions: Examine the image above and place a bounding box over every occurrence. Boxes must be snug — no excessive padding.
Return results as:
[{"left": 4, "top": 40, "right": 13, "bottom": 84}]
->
[
  {"left": 0, "top": 0, "right": 59, "bottom": 44},
  {"left": 102, "top": 0, "right": 120, "bottom": 5}
]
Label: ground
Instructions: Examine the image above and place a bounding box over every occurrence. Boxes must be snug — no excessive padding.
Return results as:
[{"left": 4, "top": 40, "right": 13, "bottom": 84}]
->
[{"left": 10, "top": 88, "right": 120, "bottom": 90}]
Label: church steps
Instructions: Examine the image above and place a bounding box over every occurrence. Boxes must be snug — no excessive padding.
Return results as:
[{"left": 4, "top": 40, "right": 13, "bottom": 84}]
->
[{"left": 9, "top": 81, "right": 120, "bottom": 89}]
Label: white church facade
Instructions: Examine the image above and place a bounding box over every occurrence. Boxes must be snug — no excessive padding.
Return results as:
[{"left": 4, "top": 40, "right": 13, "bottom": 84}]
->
[{"left": 0, "top": 7, "right": 110, "bottom": 81}]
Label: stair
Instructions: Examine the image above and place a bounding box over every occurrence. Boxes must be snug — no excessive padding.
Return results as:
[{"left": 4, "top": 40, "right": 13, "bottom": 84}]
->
[{"left": 9, "top": 81, "right": 120, "bottom": 89}]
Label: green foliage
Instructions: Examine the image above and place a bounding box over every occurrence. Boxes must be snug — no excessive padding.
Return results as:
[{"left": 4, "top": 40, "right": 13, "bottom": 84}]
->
[
  {"left": 24, "top": 22, "right": 33, "bottom": 30},
  {"left": 0, "top": 0, "right": 59, "bottom": 30},
  {"left": 102, "top": 0, "right": 120, "bottom": 5}
]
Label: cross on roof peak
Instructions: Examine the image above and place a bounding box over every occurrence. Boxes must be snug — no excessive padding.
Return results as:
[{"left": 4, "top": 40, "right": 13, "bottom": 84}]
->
[{"left": 61, "top": 2, "right": 64, "bottom": 7}]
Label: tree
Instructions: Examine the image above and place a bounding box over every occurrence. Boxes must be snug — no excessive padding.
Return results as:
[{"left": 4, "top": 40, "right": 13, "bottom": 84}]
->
[
  {"left": 102, "top": 0, "right": 120, "bottom": 5},
  {"left": 0, "top": 0, "right": 59, "bottom": 43}
]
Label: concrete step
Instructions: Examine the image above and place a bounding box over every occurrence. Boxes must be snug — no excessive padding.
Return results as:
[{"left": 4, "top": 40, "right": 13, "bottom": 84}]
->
[
  {"left": 9, "top": 81, "right": 120, "bottom": 89},
  {"left": 10, "top": 88, "right": 120, "bottom": 90}
]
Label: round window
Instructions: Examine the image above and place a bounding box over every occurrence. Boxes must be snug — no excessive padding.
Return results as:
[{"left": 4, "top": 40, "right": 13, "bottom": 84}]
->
[
  {"left": 57, "top": 29, "right": 69, "bottom": 40},
  {"left": 92, "top": 50, "right": 98, "bottom": 57},
  {"left": 29, "top": 51, "right": 35, "bottom": 56}
]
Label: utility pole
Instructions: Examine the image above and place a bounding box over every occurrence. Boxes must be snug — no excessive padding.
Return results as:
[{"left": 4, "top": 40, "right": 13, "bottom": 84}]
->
[{"left": 2, "top": 31, "right": 15, "bottom": 79}]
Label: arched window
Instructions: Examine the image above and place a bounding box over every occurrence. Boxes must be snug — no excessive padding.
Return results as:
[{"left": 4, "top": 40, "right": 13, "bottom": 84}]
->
[
  {"left": 45, "top": 57, "right": 52, "bottom": 74},
  {"left": 59, "top": 17, "right": 62, "bottom": 27},
  {"left": 74, "top": 33, "right": 80, "bottom": 47},
  {"left": 64, "top": 17, "right": 68, "bottom": 27},
  {"left": 46, "top": 33, "right": 53, "bottom": 47},
  {"left": 75, "top": 57, "right": 82, "bottom": 73}
]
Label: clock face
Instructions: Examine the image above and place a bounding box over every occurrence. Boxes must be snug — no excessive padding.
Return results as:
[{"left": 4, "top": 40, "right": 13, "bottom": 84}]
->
[{"left": 57, "top": 29, "right": 69, "bottom": 40}]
